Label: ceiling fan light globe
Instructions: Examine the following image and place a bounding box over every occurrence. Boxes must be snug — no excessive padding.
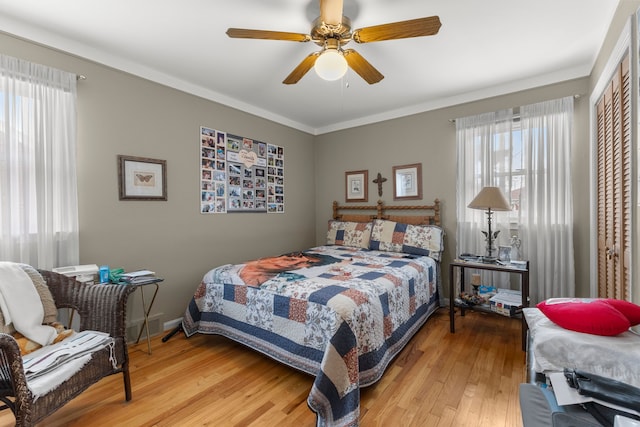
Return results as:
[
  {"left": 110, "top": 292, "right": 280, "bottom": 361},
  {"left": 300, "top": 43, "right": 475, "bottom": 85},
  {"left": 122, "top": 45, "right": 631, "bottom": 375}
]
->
[{"left": 314, "top": 50, "right": 347, "bottom": 81}]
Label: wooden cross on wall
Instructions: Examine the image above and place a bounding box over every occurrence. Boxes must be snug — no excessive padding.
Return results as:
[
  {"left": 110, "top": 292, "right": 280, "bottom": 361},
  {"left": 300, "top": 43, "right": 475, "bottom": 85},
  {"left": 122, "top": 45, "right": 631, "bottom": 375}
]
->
[{"left": 373, "top": 172, "right": 387, "bottom": 197}]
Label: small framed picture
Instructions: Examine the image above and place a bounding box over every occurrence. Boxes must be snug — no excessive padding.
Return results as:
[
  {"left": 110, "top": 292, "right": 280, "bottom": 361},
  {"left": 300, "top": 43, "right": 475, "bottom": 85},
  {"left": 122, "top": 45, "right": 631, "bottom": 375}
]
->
[
  {"left": 345, "top": 170, "right": 368, "bottom": 202},
  {"left": 118, "top": 155, "right": 167, "bottom": 201},
  {"left": 393, "top": 163, "right": 422, "bottom": 200},
  {"left": 498, "top": 245, "right": 512, "bottom": 262}
]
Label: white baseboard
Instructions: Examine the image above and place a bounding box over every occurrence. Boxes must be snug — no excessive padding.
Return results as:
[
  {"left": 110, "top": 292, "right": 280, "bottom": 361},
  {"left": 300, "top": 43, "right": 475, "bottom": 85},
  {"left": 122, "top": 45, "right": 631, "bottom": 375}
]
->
[
  {"left": 163, "top": 317, "right": 183, "bottom": 331},
  {"left": 126, "top": 313, "right": 163, "bottom": 342}
]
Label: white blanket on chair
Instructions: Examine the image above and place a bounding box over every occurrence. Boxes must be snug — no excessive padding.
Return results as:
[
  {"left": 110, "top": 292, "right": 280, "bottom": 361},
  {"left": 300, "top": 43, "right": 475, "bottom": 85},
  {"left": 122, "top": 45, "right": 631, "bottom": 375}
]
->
[
  {"left": 0, "top": 262, "right": 57, "bottom": 346},
  {"left": 23, "top": 330, "right": 115, "bottom": 400}
]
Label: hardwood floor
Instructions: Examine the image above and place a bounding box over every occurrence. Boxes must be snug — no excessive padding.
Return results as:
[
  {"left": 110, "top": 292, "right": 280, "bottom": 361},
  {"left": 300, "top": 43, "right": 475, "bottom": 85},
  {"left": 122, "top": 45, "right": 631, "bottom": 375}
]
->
[{"left": 0, "top": 308, "right": 526, "bottom": 426}]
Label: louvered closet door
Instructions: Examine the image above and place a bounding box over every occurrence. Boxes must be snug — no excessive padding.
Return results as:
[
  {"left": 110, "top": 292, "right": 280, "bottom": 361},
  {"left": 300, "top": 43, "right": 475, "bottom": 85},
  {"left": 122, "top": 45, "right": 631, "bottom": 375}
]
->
[{"left": 596, "top": 53, "right": 631, "bottom": 300}]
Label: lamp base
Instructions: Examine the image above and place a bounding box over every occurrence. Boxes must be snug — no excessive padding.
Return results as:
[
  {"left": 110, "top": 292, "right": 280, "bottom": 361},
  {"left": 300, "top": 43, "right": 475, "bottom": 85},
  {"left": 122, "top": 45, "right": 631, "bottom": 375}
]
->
[{"left": 481, "top": 256, "right": 497, "bottom": 264}]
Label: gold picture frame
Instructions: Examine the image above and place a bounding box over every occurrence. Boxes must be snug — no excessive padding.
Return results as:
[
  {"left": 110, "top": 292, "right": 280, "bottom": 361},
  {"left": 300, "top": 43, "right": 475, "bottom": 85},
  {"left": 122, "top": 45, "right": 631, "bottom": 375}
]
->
[
  {"left": 118, "top": 155, "right": 167, "bottom": 201},
  {"left": 393, "top": 163, "right": 422, "bottom": 200},
  {"left": 345, "top": 170, "right": 368, "bottom": 203}
]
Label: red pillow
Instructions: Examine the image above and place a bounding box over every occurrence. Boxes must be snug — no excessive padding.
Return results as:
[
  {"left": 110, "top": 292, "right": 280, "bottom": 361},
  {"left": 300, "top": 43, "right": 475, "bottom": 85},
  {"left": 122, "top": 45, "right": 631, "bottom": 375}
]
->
[
  {"left": 602, "top": 299, "right": 640, "bottom": 326},
  {"left": 537, "top": 298, "right": 630, "bottom": 336}
]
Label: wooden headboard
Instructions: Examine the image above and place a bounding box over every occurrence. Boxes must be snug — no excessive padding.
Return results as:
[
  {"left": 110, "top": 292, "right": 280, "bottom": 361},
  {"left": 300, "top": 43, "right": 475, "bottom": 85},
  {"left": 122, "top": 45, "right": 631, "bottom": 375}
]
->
[{"left": 332, "top": 199, "right": 441, "bottom": 226}]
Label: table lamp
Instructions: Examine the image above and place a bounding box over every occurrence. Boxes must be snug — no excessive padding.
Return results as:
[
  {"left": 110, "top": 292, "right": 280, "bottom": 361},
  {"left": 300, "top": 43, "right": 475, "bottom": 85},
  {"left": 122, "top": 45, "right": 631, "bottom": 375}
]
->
[{"left": 467, "top": 186, "right": 511, "bottom": 262}]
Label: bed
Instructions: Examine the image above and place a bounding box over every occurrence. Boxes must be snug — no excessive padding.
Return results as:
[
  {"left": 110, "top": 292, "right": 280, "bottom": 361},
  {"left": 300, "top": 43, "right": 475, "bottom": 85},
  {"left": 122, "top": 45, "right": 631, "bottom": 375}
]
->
[
  {"left": 523, "top": 307, "right": 640, "bottom": 387},
  {"left": 521, "top": 305, "right": 640, "bottom": 426},
  {"left": 181, "top": 200, "right": 444, "bottom": 427}
]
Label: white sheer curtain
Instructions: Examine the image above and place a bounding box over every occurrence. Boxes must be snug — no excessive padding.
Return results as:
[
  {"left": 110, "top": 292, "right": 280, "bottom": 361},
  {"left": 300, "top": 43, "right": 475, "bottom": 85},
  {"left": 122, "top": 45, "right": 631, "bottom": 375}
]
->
[
  {"left": 0, "top": 54, "right": 79, "bottom": 269},
  {"left": 456, "top": 97, "right": 575, "bottom": 303},
  {"left": 456, "top": 109, "right": 514, "bottom": 258},
  {"left": 519, "top": 97, "right": 575, "bottom": 303}
]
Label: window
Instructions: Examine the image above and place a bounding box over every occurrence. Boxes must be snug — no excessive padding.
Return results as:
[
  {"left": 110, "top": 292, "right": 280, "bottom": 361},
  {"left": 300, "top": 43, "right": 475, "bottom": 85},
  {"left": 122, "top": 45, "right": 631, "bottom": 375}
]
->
[
  {"left": 0, "top": 54, "right": 79, "bottom": 268},
  {"left": 456, "top": 97, "right": 575, "bottom": 303}
]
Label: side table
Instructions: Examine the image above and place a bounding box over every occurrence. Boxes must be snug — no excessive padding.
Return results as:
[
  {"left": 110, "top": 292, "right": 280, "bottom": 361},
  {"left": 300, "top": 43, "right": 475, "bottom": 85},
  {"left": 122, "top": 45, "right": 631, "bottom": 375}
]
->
[
  {"left": 449, "top": 259, "right": 530, "bottom": 351},
  {"left": 120, "top": 277, "right": 163, "bottom": 354}
]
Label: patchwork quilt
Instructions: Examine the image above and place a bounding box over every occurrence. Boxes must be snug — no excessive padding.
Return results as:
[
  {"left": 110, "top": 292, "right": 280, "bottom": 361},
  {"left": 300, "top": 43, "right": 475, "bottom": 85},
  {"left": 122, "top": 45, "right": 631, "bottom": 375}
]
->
[{"left": 183, "top": 245, "right": 440, "bottom": 427}]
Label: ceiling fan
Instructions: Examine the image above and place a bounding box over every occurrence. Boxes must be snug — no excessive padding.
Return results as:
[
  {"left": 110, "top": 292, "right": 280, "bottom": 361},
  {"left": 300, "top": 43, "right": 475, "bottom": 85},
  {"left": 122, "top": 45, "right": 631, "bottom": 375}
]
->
[{"left": 226, "top": 0, "right": 441, "bottom": 85}]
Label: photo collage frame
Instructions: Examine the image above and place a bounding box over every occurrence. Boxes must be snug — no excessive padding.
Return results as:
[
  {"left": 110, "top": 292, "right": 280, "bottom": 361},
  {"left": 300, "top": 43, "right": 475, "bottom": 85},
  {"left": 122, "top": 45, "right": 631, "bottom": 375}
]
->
[{"left": 200, "top": 127, "right": 284, "bottom": 214}]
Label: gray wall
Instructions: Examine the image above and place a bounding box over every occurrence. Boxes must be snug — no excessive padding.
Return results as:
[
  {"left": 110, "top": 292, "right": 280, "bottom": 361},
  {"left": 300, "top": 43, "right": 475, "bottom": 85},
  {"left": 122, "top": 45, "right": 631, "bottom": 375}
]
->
[
  {"left": 1, "top": 0, "right": 638, "bottom": 332},
  {"left": 314, "top": 0, "right": 640, "bottom": 304},
  {"left": 0, "top": 32, "right": 317, "bottom": 331},
  {"left": 313, "top": 79, "right": 591, "bottom": 298}
]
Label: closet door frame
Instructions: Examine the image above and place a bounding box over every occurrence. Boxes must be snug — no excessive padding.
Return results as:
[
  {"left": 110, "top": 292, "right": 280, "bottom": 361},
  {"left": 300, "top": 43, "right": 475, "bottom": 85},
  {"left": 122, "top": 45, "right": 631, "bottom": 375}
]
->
[{"left": 589, "top": 16, "right": 636, "bottom": 300}]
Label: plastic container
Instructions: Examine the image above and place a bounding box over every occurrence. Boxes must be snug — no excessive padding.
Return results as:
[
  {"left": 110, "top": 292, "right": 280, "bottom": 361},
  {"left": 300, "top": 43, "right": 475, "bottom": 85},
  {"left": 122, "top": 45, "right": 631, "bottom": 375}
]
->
[{"left": 99, "top": 265, "right": 110, "bottom": 284}]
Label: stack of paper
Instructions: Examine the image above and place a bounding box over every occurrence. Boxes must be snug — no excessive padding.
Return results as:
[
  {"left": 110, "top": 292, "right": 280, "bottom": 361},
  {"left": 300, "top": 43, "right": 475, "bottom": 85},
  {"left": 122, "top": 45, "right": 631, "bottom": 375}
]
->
[
  {"left": 120, "top": 270, "right": 156, "bottom": 284},
  {"left": 52, "top": 264, "right": 99, "bottom": 277}
]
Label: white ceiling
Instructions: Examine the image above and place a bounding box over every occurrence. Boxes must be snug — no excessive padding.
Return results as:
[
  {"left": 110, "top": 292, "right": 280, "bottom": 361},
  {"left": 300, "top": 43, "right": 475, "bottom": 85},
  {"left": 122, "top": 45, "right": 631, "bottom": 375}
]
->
[{"left": 0, "top": 0, "right": 620, "bottom": 135}]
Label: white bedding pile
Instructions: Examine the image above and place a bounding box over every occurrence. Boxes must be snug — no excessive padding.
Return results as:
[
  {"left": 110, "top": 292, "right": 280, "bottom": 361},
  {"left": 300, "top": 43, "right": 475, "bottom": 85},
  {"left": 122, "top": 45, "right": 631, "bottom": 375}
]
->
[{"left": 523, "top": 307, "right": 640, "bottom": 387}]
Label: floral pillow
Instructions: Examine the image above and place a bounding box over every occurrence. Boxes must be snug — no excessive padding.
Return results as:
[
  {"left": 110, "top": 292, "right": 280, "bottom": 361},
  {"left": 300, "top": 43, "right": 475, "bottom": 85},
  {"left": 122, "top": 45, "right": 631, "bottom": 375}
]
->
[
  {"left": 326, "top": 220, "right": 373, "bottom": 249},
  {"left": 369, "top": 219, "right": 445, "bottom": 261}
]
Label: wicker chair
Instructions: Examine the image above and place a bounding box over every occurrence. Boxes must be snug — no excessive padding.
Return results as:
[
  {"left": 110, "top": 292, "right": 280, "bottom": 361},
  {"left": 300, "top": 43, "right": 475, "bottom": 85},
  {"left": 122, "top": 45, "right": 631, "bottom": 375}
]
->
[{"left": 0, "top": 268, "right": 136, "bottom": 426}]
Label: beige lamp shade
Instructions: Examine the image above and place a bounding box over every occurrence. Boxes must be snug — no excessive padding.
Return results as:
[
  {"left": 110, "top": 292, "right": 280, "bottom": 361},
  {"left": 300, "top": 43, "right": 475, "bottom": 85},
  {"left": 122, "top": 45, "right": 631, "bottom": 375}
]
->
[{"left": 467, "top": 187, "right": 511, "bottom": 211}]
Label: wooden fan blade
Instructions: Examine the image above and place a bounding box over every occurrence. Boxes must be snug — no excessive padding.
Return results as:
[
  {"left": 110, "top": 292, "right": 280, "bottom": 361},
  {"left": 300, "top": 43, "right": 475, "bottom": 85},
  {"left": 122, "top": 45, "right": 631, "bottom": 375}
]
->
[
  {"left": 283, "top": 53, "right": 320, "bottom": 84},
  {"left": 226, "top": 28, "right": 311, "bottom": 42},
  {"left": 320, "top": 0, "right": 344, "bottom": 25},
  {"left": 352, "top": 16, "right": 441, "bottom": 43},
  {"left": 343, "top": 49, "right": 384, "bottom": 84}
]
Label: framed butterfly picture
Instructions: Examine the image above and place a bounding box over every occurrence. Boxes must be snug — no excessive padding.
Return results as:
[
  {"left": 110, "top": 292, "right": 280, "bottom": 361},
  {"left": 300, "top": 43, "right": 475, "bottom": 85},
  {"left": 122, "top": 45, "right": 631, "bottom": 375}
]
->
[{"left": 118, "top": 155, "right": 167, "bottom": 201}]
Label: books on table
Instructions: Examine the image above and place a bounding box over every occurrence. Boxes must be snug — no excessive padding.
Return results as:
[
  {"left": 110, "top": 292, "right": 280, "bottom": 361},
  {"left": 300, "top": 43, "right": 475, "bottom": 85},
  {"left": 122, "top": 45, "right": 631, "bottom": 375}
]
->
[
  {"left": 120, "top": 270, "right": 157, "bottom": 284},
  {"left": 489, "top": 289, "right": 522, "bottom": 317}
]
